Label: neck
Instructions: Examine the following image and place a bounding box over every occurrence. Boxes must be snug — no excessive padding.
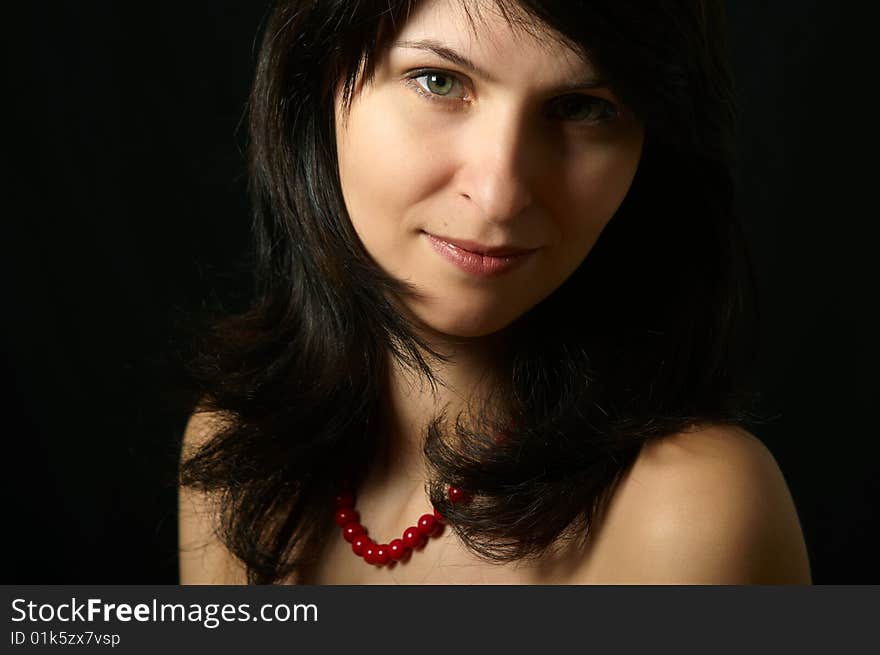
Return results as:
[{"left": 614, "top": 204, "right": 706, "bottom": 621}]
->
[{"left": 371, "top": 329, "right": 508, "bottom": 492}]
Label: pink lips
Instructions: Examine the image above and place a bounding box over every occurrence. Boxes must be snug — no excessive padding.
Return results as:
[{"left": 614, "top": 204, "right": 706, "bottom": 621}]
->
[{"left": 424, "top": 232, "right": 537, "bottom": 277}]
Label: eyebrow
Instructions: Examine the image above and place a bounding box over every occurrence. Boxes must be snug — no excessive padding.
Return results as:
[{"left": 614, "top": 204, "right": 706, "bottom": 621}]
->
[{"left": 392, "top": 38, "right": 607, "bottom": 92}]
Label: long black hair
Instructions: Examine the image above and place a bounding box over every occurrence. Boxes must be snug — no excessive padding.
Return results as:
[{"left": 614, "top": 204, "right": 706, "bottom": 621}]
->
[{"left": 179, "top": 0, "right": 758, "bottom": 584}]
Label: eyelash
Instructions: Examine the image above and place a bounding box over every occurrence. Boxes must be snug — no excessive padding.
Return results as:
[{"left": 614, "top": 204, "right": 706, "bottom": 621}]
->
[
  {"left": 403, "top": 68, "right": 620, "bottom": 125},
  {"left": 545, "top": 94, "right": 619, "bottom": 124},
  {"left": 405, "top": 69, "right": 469, "bottom": 105}
]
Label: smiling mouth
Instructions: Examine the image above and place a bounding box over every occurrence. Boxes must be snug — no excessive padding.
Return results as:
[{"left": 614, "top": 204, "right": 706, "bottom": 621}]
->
[
  {"left": 423, "top": 232, "right": 537, "bottom": 277},
  {"left": 421, "top": 231, "right": 537, "bottom": 257}
]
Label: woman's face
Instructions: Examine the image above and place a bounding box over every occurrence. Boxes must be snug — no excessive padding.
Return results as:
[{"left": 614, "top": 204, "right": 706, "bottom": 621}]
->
[{"left": 335, "top": 0, "right": 644, "bottom": 339}]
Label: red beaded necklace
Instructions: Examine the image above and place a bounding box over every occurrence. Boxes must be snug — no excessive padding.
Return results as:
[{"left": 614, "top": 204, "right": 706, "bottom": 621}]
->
[{"left": 334, "top": 480, "right": 472, "bottom": 566}]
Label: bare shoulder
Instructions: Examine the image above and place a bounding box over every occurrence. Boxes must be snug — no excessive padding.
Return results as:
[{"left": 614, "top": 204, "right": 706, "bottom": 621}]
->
[
  {"left": 178, "top": 409, "right": 249, "bottom": 585},
  {"left": 574, "top": 424, "right": 812, "bottom": 584}
]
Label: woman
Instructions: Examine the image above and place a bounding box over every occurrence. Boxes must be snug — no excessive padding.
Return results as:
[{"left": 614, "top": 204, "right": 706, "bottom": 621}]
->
[{"left": 179, "top": 0, "right": 811, "bottom": 584}]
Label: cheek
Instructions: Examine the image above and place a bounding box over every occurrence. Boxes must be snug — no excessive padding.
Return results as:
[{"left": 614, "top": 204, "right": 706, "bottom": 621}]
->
[
  {"left": 337, "top": 91, "right": 451, "bottom": 199},
  {"left": 552, "top": 139, "right": 643, "bottom": 255},
  {"left": 336, "top": 95, "right": 451, "bottom": 274}
]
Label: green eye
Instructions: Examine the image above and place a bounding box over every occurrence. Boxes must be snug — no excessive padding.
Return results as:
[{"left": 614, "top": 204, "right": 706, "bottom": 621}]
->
[
  {"left": 547, "top": 94, "right": 618, "bottom": 123},
  {"left": 408, "top": 70, "right": 465, "bottom": 100},
  {"left": 424, "top": 72, "right": 455, "bottom": 95}
]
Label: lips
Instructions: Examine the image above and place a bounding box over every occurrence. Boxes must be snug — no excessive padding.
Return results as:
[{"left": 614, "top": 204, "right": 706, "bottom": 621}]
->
[
  {"left": 423, "top": 232, "right": 537, "bottom": 277},
  {"left": 422, "top": 232, "right": 536, "bottom": 257}
]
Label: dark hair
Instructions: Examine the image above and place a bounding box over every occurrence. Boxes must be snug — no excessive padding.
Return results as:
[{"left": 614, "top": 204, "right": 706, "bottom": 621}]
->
[{"left": 179, "top": 0, "right": 758, "bottom": 584}]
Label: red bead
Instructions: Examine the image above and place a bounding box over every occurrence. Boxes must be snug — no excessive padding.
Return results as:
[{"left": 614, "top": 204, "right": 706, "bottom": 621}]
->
[
  {"left": 363, "top": 543, "right": 380, "bottom": 565},
  {"left": 447, "top": 486, "right": 471, "bottom": 504},
  {"left": 402, "top": 527, "right": 424, "bottom": 549},
  {"left": 352, "top": 535, "right": 371, "bottom": 556},
  {"left": 335, "top": 491, "right": 355, "bottom": 507},
  {"left": 342, "top": 522, "right": 365, "bottom": 543},
  {"left": 339, "top": 476, "right": 456, "bottom": 565},
  {"left": 388, "top": 539, "right": 408, "bottom": 561},
  {"left": 334, "top": 507, "right": 359, "bottom": 527},
  {"left": 417, "top": 513, "right": 438, "bottom": 536},
  {"left": 373, "top": 545, "right": 390, "bottom": 566}
]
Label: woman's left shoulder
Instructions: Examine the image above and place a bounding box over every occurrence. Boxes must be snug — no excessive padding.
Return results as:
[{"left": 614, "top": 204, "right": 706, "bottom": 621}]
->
[{"left": 572, "top": 424, "right": 812, "bottom": 584}]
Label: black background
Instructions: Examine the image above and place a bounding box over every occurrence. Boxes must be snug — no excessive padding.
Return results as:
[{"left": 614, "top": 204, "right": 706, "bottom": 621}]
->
[{"left": 2, "top": 2, "right": 875, "bottom": 583}]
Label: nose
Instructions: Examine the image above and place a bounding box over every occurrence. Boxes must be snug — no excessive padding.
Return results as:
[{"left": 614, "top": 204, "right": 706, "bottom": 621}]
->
[{"left": 456, "top": 108, "right": 535, "bottom": 223}]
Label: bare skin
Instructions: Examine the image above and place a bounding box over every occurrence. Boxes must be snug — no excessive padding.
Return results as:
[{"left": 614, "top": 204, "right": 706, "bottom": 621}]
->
[
  {"left": 179, "top": 0, "right": 811, "bottom": 585},
  {"left": 331, "top": 0, "right": 642, "bottom": 521},
  {"left": 181, "top": 416, "right": 811, "bottom": 584}
]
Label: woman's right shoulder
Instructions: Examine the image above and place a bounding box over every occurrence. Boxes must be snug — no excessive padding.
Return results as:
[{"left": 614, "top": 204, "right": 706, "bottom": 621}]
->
[{"left": 178, "top": 408, "right": 250, "bottom": 585}]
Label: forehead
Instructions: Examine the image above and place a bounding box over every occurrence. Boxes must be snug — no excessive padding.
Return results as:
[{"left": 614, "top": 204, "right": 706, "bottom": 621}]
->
[{"left": 390, "top": 0, "right": 594, "bottom": 83}]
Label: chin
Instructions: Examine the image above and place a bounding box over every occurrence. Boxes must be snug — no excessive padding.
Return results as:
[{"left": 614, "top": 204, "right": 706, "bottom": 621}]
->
[
  {"left": 409, "top": 300, "right": 522, "bottom": 340},
  {"left": 429, "top": 320, "right": 505, "bottom": 340}
]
